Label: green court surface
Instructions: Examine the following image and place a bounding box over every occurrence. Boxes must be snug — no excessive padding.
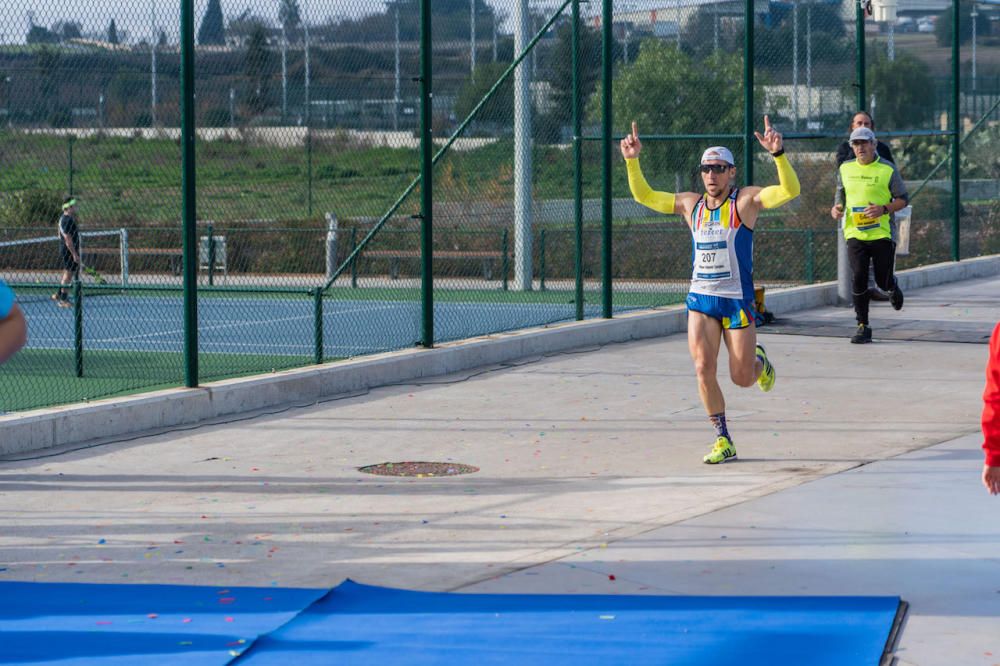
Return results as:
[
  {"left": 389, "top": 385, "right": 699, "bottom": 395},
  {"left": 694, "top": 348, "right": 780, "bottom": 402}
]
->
[
  {"left": 13, "top": 284, "right": 686, "bottom": 308},
  {"left": 0, "top": 349, "right": 314, "bottom": 413},
  {"left": 6, "top": 285, "right": 685, "bottom": 413}
]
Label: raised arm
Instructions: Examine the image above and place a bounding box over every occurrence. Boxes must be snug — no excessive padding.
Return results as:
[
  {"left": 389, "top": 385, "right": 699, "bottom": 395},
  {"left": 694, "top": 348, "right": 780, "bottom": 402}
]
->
[
  {"left": 621, "top": 121, "right": 677, "bottom": 215},
  {"left": 752, "top": 115, "right": 800, "bottom": 210}
]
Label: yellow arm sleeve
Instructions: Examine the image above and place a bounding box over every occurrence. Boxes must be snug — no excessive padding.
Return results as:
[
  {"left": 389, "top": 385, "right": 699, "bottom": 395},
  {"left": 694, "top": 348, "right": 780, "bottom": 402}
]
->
[
  {"left": 625, "top": 158, "right": 676, "bottom": 215},
  {"left": 758, "top": 154, "right": 800, "bottom": 209}
]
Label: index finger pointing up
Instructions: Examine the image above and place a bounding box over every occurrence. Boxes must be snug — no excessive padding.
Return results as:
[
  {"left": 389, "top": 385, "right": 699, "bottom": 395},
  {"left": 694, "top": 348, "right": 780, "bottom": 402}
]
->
[
  {"left": 631, "top": 121, "right": 638, "bottom": 140},
  {"left": 763, "top": 115, "right": 771, "bottom": 132}
]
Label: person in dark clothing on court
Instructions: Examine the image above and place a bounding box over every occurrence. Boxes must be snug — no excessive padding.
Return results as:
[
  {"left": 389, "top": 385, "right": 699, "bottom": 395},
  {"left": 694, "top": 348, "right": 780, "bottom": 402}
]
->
[{"left": 53, "top": 197, "right": 81, "bottom": 308}]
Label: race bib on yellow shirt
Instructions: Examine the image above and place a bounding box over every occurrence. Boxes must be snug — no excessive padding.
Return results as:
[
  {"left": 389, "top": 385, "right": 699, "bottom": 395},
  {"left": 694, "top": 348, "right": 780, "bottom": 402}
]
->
[{"left": 850, "top": 206, "right": 880, "bottom": 231}]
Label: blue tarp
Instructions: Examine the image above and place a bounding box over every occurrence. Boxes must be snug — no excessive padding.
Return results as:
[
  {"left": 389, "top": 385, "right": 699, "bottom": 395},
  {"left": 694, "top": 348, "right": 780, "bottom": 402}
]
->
[
  {"left": 239, "top": 580, "right": 900, "bottom": 666},
  {"left": 0, "top": 581, "right": 326, "bottom": 665},
  {"left": 0, "top": 580, "right": 901, "bottom": 665}
]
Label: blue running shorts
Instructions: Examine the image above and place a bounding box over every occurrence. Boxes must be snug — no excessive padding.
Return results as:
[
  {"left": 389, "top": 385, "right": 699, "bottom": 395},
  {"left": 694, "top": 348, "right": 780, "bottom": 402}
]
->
[{"left": 686, "top": 292, "right": 757, "bottom": 330}]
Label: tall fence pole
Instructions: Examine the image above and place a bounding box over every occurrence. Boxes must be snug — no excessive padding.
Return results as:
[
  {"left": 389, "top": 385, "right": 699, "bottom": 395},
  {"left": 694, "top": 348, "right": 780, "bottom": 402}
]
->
[
  {"left": 420, "top": 0, "right": 434, "bottom": 347},
  {"left": 951, "top": 0, "right": 961, "bottom": 261},
  {"left": 513, "top": 0, "right": 534, "bottom": 291},
  {"left": 856, "top": 0, "right": 866, "bottom": 110},
  {"left": 572, "top": 0, "right": 584, "bottom": 320},
  {"left": 744, "top": 0, "right": 755, "bottom": 185},
  {"left": 601, "top": 0, "right": 613, "bottom": 318},
  {"left": 325, "top": 213, "right": 338, "bottom": 282},
  {"left": 180, "top": 0, "right": 198, "bottom": 387}
]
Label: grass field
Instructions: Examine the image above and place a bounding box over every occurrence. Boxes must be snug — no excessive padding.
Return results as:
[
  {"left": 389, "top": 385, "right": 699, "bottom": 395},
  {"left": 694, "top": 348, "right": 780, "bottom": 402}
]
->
[{"left": 0, "top": 132, "right": 635, "bottom": 225}]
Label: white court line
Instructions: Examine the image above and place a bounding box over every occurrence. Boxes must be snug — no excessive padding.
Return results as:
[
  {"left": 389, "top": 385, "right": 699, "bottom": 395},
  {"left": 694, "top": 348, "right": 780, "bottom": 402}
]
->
[{"left": 81, "top": 302, "right": 407, "bottom": 345}]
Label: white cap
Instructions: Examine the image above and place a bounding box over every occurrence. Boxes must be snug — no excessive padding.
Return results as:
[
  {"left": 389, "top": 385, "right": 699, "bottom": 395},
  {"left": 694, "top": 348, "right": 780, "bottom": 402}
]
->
[
  {"left": 849, "top": 127, "right": 876, "bottom": 143},
  {"left": 701, "top": 146, "right": 735, "bottom": 166}
]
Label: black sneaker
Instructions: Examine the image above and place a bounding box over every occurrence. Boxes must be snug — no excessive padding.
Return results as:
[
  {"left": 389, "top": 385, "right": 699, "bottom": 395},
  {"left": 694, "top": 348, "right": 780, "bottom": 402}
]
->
[
  {"left": 868, "top": 288, "right": 890, "bottom": 302},
  {"left": 851, "top": 324, "right": 873, "bottom": 344},
  {"left": 890, "top": 286, "right": 904, "bottom": 311}
]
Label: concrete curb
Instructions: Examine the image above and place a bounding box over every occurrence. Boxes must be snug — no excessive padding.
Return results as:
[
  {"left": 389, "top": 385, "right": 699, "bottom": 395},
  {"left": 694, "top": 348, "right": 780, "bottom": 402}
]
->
[{"left": 3, "top": 255, "right": 998, "bottom": 456}]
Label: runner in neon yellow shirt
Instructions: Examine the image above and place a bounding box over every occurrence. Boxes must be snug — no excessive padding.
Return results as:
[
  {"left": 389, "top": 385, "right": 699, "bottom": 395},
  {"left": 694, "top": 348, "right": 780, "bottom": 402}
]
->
[{"left": 830, "top": 127, "right": 908, "bottom": 344}]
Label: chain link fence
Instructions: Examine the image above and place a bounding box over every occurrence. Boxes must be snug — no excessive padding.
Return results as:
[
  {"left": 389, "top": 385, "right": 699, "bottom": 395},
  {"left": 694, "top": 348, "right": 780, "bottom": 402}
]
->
[{"left": 0, "top": 0, "right": 995, "bottom": 412}]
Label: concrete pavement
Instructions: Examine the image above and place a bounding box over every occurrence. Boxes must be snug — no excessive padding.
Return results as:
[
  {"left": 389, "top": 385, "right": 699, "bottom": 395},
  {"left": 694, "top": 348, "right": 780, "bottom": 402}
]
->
[{"left": 0, "top": 275, "right": 998, "bottom": 665}]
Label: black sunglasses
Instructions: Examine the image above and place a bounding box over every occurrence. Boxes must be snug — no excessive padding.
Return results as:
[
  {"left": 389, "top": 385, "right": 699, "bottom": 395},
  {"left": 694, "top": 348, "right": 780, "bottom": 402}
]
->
[{"left": 700, "top": 164, "right": 731, "bottom": 174}]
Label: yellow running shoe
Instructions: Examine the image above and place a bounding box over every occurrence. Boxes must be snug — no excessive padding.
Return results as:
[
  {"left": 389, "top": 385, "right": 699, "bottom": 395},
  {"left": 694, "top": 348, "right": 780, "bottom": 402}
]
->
[
  {"left": 703, "top": 436, "right": 737, "bottom": 464},
  {"left": 756, "top": 344, "right": 775, "bottom": 392}
]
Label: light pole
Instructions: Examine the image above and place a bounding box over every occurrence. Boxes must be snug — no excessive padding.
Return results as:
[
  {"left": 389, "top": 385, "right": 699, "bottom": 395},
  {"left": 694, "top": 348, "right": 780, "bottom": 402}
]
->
[
  {"left": 281, "top": 24, "right": 288, "bottom": 123},
  {"left": 303, "top": 0, "right": 311, "bottom": 126},
  {"left": 150, "top": 1, "right": 158, "bottom": 126},
  {"left": 229, "top": 87, "right": 235, "bottom": 127},
  {"left": 513, "top": 0, "right": 532, "bottom": 291},
  {"left": 470, "top": 0, "right": 476, "bottom": 74},
  {"left": 492, "top": 6, "right": 497, "bottom": 62},
  {"left": 971, "top": 3, "right": 978, "bottom": 93},
  {"left": 674, "top": 0, "right": 681, "bottom": 47},
  {"left": 806, "top": 3, "right": 812, "bottom": 124},
  {"left": 887, "top": 16, "right": 895, "bottom": 60}
]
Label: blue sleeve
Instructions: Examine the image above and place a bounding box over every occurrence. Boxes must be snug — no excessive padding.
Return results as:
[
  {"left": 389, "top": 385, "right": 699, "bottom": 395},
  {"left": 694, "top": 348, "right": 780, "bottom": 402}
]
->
[{"left": 0, "top": 279, "right": 14, "bottom": 319}]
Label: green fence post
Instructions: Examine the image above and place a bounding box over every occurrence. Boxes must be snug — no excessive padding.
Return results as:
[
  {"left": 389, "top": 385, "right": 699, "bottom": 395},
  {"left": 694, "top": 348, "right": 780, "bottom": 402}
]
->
[
  {"left": 501, "top": 228, "right": 509, "bottom": 292},
  {"left": 180, "top": 0, "right": 198, "bottom": 388},
  {"left": 601, "top": 0, "right": 613, "bottom": 318},
  {"left": 67, "top": 135, "right": 74, "bottom": 197},
  {"left": 951, "top": 0, "right": 961, "bottom": 261},
  {"left": 539, "top": 228, "right": 546, "bottom": 291},
  {"left": 572, "top": 0, "right": 584, "bottom": 320},
  {"left": 743, "top": 0, "right": 755, "bottom": 186},
  {"left": 350, "top": 226, "right": 358, "bottom": 288},
  {"left": 313, "top": 287, "right": 323, "bottom": 364},
  {"left": 207, "top": 222, "right": 215, "bottom": 286},
  {"left": 419, "top": 0, "right": 434, "bottom": 347},
  {"left": 805, "top": 229, "right": 814, "bottom": 283},
  {"left": 73, "top": 279, "right": 83, "bottom": 378},
  {"left": 856, "top": 0, "right": 866, "bottom": 110}
]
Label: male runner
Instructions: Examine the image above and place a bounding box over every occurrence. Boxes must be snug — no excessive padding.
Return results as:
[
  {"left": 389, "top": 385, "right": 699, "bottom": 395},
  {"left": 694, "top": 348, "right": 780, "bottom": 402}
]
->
[{"left": 621, "top": 116, "right": 800, "bottom": 464}]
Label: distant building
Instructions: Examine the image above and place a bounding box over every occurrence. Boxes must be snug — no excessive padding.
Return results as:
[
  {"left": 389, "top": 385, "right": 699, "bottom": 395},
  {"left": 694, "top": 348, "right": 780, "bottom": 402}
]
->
[{"left": 592, "top": 0, "right": 771, "bottom": 37}]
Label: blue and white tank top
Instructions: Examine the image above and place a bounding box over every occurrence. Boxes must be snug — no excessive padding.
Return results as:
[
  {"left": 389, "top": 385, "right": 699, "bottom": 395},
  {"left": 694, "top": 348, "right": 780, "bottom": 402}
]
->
[{"left": 689, "top": 188, "right": 754, "bottom": 300}]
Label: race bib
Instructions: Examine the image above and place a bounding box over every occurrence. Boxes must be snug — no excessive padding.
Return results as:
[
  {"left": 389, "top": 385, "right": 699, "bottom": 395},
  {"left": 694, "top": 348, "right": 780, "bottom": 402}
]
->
[
  {"left": 695, "top": 241, "right": 731, "bottom": 280},
  {"left": 851, "top": 206, "right": 881, "bottom": 231}
]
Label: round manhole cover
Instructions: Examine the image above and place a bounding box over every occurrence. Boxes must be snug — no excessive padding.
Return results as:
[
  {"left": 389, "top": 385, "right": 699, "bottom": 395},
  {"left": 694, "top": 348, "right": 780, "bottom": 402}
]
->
[{"left": 358, "top": 461, "right": 479, "bottom": 477}]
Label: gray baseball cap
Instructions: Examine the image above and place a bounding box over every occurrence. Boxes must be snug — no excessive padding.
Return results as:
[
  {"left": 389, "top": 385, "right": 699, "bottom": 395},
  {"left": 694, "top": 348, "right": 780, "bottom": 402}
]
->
[{"left": 849, "top": 127, "right": 876, "bottom": 143}]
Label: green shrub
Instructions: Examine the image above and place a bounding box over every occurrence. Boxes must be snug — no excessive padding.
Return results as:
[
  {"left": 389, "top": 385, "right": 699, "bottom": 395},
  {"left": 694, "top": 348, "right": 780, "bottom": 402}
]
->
[{"left": 0, "top": 188, "right": 63, "bottom": 228}]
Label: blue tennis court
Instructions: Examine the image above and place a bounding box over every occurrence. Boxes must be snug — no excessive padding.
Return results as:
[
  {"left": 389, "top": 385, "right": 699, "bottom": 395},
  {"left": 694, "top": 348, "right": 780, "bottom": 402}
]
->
[{"left": 19, "top": 294, "right": 602, "bottom": 358}]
